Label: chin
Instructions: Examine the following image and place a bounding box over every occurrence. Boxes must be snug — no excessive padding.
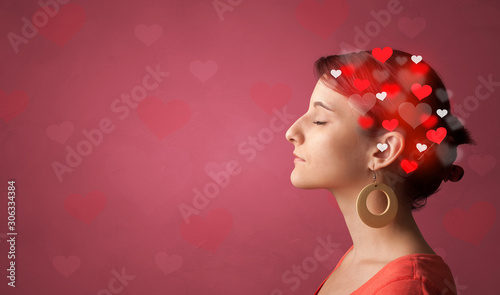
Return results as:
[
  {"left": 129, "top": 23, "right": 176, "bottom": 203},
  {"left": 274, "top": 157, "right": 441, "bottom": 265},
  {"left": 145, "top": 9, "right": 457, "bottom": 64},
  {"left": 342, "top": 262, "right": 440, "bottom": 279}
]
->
[{"left": 290, "top": 172, "right": 323, "bottom": 189}]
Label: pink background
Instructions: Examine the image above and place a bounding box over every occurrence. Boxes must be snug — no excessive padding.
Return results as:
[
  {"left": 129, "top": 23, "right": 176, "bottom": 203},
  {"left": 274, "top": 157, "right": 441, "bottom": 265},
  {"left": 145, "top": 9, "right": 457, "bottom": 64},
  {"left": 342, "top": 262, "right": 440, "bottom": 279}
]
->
[{"left": 0, "top": 0, "right": 499, "bottom": 294}]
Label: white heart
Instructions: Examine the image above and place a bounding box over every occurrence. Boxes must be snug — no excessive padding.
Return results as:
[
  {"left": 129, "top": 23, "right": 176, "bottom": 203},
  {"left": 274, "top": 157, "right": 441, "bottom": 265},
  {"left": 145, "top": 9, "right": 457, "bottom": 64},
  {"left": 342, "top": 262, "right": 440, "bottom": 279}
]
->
[
  {"left": 416, "top": 143, "right": 427, "bottom": 152},
  {"left": 377, "top": 143, "right": 388, "bottom": 152},
  {"left": 330, "top": 69, "right": 342, "bottom": 78},
  {"left": 376, "top": 92, "right": 387, "bottom": 101},
  {"left": 436, "top": 109, "right": 448, "bottom": 118},
  {"left": 411, "top": 55, "right": 422, "bottom": 64}
]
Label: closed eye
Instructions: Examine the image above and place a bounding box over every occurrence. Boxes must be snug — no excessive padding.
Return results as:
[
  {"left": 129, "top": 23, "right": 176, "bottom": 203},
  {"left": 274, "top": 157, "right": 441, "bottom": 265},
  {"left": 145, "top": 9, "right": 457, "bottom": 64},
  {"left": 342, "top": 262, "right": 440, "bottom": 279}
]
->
[{"left": 313, "top": 121, "right": 327, "bottom": 125}]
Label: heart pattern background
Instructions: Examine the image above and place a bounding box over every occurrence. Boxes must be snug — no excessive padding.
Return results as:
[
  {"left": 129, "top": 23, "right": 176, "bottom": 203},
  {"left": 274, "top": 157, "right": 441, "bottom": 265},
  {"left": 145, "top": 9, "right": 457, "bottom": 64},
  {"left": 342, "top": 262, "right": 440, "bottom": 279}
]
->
[{"left": 0, "top": 0, "right": 499, "bottom": 294}]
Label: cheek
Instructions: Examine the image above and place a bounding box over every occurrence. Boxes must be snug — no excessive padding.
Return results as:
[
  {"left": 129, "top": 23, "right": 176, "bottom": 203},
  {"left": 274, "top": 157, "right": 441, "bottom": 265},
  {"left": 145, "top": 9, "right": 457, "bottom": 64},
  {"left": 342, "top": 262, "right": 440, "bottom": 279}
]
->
[
  {"left": 290, "top": 134, "right": 368, "bottom": 189},
  {"left": 304, "top": 132, "right": 350, "bottom": 174},
  {"left": 315, "top": 130, "right": 368, "bottom": 173}
]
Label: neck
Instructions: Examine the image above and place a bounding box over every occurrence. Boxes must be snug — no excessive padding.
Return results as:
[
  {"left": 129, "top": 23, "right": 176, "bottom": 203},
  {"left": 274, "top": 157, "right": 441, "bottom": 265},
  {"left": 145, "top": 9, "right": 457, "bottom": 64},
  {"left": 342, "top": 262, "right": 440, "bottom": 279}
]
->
[{"left": 330, "top": 185, "right": 434, "bottom": 262}]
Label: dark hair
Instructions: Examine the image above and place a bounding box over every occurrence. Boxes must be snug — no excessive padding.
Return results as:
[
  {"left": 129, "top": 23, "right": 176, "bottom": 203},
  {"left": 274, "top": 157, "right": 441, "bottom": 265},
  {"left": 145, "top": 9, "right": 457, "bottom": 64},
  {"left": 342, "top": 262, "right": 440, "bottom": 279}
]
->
[{"left": 314, "top": 49, "right": 475, "bottom": 210}]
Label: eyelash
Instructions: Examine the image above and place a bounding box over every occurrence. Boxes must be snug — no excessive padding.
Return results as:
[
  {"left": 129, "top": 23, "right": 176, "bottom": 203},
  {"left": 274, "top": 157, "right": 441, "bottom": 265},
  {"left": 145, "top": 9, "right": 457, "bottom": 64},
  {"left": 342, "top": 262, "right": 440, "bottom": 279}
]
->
[{"left": 313, "top": 121, "right": 327, "bottom": 125}]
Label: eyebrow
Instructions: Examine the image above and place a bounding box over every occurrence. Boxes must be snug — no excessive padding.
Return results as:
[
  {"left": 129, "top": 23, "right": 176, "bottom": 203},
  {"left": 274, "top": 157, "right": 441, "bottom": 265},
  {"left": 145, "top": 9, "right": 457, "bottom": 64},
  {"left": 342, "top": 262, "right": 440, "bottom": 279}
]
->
[{"left": 313, "top": 101, "right": 334, "bottom": 111}]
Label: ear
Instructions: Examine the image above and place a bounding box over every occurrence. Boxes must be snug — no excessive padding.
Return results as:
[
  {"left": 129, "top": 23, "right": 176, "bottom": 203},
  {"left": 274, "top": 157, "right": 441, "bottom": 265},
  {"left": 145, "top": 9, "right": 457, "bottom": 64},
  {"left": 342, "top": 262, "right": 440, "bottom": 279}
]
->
[{"left": 369, "top": 132, "right": 405, "bottom": 170}]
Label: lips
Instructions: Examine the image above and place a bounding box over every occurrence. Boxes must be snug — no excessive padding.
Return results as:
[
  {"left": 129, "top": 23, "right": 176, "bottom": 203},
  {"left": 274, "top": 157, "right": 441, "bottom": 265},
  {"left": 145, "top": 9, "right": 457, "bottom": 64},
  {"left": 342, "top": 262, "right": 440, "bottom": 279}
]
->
[{"left": 293, "top": 152, "right": 305, "bottom": 162}]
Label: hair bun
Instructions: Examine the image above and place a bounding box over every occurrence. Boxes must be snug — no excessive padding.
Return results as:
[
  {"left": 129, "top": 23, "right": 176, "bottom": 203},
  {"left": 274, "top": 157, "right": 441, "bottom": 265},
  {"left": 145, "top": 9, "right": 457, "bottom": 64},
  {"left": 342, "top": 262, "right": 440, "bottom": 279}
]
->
[{"left": 446, "top": 165, "right": 464, "bottom": 182}]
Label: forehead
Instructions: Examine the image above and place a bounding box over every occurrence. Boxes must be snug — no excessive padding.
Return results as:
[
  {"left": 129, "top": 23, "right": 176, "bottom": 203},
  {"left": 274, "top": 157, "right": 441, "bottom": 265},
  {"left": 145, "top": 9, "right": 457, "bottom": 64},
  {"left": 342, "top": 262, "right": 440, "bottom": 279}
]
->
[{"left": 309, "top": 79, "right": 352, "bottom": 112}]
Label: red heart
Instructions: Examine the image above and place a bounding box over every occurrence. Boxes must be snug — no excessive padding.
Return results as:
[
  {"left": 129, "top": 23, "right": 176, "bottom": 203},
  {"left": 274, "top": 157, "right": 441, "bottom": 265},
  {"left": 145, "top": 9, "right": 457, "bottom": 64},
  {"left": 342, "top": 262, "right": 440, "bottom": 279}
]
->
[
  {"left": 411, "top": 83, "right": 432, "bottom": 100},
  {"left": 372, "top": 47, "right": 393, "bottom": 63},
  {"left": 340, "top": 65, "right": 355, "bottom": 76},
  {"left": 468, "top": 154, "right": 496, "bottom": 177},
  {"left": 373, "top": 69, "right": 390, "bottom": 82},
  {"left": 134, "top": 24, "right": 163, "bottom": 46},
  {"left": 155, "top": 252, "right": 183, "bottom": 275},
  {"left": 421, "top": 114, "right": 438, "bottom": 129},
  {"left": 64, "top": 191, "right": 106, "bottom": 225},
  {"left": 189, "top": 60, "right": 218, "bottom": 82},
  {"left": 348, "top": 93, "right": 376, "bottom": 115},
  {"left": 401, "top": 159, "right": 418, "bottom": 174},
  {"left": 382, "top": 119, "right": 398, "bottom": 131},
  {"left": 0, "top": 90, "right": 29, "bottom": 123},
  {"left": 410, "top": 63, "right": 430, "bottom": 75},
  {"left": 250, "top": 82, "right": 292, "bottom": 115},
  {"left": 398, "top": 102, "right": 431, "bottom": 129},
  {"left": 398, "top": 17, "right": 426, "bottom": 39},
  {"left": 443, "top": 201, "right": 496, "bottom": 245},
  {"left": 358, "top": 116, "right": 374, "bottom": 129},
  {"left": 180, "top": 208, "right": 233, "bottom": 253},
  {"left": 137, "top": 97, "right": 191, "bottom": 140},
  {"left": 353, "top": 79, "right": 370, "bottom": 91},
  {"left": 52, "top": 255, "right": 81, "bottom": 278},
  {"left": 295, "top": 0, "right": 349, "bottom": 40},
  {"left": 35, "top": 3, "right": 86, "bottom": 47},
  {"left": 381, "top": 83, "right": 400, "bottom": 98},
  {"left": 426, "top": 127, "right": 447, "bottom": 144},
  {"left": 46, "top": 121, "right": 74, "bottom": 144}
]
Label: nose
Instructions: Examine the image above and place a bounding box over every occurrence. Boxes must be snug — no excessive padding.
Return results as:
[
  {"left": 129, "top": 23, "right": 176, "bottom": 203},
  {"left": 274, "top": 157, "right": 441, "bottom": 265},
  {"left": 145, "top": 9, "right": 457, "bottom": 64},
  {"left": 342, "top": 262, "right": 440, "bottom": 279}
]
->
[{"left": 285, "top": 117, "right": 304, "bottom": 144}]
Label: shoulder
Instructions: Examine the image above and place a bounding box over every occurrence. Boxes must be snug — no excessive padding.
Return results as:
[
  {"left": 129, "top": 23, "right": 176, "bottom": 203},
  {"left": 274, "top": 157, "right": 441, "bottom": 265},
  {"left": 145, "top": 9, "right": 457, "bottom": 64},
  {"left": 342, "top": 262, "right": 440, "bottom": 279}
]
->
[{"left": 356, "top": 254, "right": 457, "bottom": 295}]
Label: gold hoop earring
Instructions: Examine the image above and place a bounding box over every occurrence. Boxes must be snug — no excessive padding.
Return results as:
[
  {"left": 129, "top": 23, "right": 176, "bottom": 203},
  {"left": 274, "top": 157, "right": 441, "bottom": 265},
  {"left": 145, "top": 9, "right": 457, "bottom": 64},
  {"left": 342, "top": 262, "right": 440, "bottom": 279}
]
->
[{"left": 356, "top": 170, "right": 398, "bottom": 228}]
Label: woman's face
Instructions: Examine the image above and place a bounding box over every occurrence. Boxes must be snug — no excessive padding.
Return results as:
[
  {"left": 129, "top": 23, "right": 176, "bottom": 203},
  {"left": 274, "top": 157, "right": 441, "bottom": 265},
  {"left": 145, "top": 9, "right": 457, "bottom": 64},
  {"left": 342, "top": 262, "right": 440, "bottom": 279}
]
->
[{"left": 285, "top": 79, "right": 373, "bottom": 190}]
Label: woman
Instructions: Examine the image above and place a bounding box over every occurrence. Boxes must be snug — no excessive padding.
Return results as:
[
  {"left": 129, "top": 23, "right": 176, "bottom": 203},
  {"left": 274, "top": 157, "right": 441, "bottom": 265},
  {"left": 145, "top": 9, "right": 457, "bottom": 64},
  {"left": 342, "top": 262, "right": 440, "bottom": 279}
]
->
[{"left": 285, "top": 48, "right": 473, "bottom": 294}]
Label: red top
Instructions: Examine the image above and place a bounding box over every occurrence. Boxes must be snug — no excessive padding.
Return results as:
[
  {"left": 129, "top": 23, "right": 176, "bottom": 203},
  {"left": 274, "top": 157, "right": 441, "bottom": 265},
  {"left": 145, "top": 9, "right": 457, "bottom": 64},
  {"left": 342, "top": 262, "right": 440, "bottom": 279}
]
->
[{"left": 314, "top": 245, "right": 457, "bottom": 294}]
